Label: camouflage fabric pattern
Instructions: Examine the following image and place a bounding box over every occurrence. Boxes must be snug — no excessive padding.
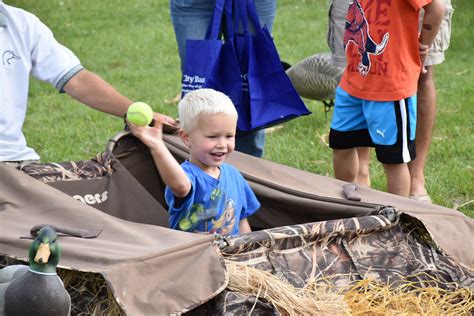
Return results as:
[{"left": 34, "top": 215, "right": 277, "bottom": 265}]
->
[
  {"left": 219, "top": 211, "right": 473, "bottom": 289},
  {"left": 189, "top": 290, "right": 279, "bottom": 315},
  {"left": 190, "top": 210, "right": 474, "bottom": 314},
  {"left": 18, "top": 153, "right": 112, "bottom": 183}
]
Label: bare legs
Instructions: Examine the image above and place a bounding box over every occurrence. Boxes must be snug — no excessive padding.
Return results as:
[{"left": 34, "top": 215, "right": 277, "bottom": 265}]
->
[
  {"left": 408, "top": 66, "right": 436, "bottom": 197},
  {"left": 383, "top": 163, "right": 411, "bottom": 196},
  {"left": 356, "top": 147, "right": 371, "bottom": 187},
  {"left": 333, "top": 148, "right": 410, "bottom": 196},
  {"left": 333, "top": 148, "right": 359, "bottom": 183},
  {"left": 353, "top": 66, "right": 436, "bottom": 198}
]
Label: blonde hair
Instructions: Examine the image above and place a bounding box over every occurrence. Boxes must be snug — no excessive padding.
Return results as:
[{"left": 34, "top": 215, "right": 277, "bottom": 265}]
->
[{"left": 178, "top": 89, "right": 238, "bottom": 132}]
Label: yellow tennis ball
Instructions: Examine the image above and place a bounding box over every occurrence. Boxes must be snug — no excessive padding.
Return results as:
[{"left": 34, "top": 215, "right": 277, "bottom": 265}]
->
[{"left": 127, "top": 102, "right": 153, "bottom": 127}]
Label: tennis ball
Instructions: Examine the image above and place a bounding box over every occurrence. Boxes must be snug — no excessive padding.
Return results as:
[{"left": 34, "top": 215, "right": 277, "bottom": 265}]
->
[{"left": 127, "top": 102, "right": 153, "bottom": 127}]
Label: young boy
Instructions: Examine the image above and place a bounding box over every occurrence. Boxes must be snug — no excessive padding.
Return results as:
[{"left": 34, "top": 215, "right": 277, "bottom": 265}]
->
[
  {"left": 329, "top": 0, "right": 445, "bottom": 196},
  {"left": 129, "top": 89, "right": 260, "bottom": 235}
]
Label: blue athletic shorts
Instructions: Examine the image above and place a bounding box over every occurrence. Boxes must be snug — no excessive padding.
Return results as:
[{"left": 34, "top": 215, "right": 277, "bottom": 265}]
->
[{"left": 329, "top": 86, "right": 417, "bottom": 164}]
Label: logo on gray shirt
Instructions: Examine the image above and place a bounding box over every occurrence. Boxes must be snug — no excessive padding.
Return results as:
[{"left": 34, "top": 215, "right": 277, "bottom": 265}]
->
[{"left": 2, "top": 50, "right": 20, "bottom": 65}]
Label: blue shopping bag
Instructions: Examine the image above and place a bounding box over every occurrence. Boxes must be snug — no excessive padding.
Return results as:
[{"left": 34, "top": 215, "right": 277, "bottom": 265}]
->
[
  {"left": 231, "top": 0, "right": 311, "bottom": 131},
  {"left": 181, "top": 0, "right": 241, "bottom": 101}
]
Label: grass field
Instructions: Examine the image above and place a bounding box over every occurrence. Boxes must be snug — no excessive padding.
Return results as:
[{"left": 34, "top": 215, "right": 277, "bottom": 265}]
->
[{"left": 8, "top": 0, "right": 473, "bottom": 216}]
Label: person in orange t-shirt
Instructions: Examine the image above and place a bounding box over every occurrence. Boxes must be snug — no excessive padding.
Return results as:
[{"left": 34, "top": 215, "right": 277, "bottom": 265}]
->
[{"left": 329, "top": 0, "right": 445, "bottom": 197}]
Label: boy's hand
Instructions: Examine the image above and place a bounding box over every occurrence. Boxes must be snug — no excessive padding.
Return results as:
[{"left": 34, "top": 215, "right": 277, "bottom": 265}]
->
[
  {"left": 128, "top": 117, "right": 165, "bottom": 151},
  {"left": 419, "top": 41, "right": 430, "bottom": 74}
]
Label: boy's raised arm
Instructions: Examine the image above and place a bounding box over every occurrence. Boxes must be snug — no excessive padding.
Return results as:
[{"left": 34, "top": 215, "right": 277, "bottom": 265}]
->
[{"left": 128, "top": 120, "right": 191, "bottom": 198}]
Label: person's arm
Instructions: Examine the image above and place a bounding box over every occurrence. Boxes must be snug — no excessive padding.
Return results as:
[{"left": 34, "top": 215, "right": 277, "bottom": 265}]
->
[
  {"left": 128, "top": 119, "right": 191, "bottom": 197},
  {"left": 419, "top": 0, "right": 445, "bottom": 67},
  {"left": 239, "top": 218, "right": 252, "bottom": 234},
  {"left": 63, "top": 69, "right": 177, "bottom": 126},
  {"left": 63, "top": 69, "right": 132, "bottom": 117}
]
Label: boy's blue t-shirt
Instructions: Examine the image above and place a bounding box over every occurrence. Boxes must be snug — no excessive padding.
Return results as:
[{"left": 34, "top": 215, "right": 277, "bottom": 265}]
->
[{"left": 165, "top": 161, "right": 260, "bottom": 235}]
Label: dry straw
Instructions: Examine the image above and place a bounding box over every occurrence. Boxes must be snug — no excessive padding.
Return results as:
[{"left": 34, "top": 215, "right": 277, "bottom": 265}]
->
[
  {"left": 1, "top": 257, "right": 123, "bottom": 315},
  {"left": 225, "top": 260, "right": 474, "bottom": 315},
  {"left": 344, "top": 278, "right": 474, "bottom": 315},
  {"left": 58, "top": 269, "right": 124, "bottom": 316},
  {"left": 225, "top": 260, "right": 347, "bottom": 315}
]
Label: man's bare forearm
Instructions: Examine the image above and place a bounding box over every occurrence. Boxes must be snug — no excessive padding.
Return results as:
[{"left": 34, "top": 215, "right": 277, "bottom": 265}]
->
[{"left": 63, "top": 69, "right": 133, "bottom": 117}]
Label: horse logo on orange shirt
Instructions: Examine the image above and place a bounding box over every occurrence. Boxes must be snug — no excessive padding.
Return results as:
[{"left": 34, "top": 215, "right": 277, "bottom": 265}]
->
[{"left": 344, "top": 0, "right": 389, "bottom": 76}]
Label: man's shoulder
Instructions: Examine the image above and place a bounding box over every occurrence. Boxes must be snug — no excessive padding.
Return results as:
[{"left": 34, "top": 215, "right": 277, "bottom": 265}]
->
[
  {"left": 2, "top": 3, "right": 45, "bottom": 36},
  {"left": 2, "top": 4, "right": 41, "bottom": 25}
]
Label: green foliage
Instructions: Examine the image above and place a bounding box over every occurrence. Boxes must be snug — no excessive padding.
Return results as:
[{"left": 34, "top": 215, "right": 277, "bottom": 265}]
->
[{"left": 8, "top": 0, "right": 473, "bottom": 215}]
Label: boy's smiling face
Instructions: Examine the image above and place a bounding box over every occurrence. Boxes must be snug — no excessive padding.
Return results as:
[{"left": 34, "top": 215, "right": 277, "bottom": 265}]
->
[{"left": 180, "top": 113, "right": 237, "bottom": 176}]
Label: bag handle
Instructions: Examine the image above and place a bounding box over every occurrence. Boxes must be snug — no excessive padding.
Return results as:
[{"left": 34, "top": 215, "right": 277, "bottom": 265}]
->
[
  {"left": 234, "top": 0, "right": 249, "bottom": 34},
  {"left": 233, "top": 0, "right": 263, "bottom": 34},
  {"left": 206, "top": 0, "right": 235, "bottom": 40},
  {"left": 222, "top": 0, "right": 235, "bottom": 39},
  {"left": 20, "top": 224, "right": 103, "bottom": 239},
  {"left": 206, "top": 0, "right": 227, "bottom": 39},
  {"left": 245, "top": 0, "right": 262, "bottom": 31}
]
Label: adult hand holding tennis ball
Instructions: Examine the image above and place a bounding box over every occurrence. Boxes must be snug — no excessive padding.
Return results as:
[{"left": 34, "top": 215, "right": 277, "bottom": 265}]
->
[
  {"left": 127, "top": 102, "right": 154, "bottom": 127},
  {"left": 127, "top": 102, "right": 167, "bottom": 153},
  {"left": 126, "top": 101, "right": 179, "bottom": 151}
]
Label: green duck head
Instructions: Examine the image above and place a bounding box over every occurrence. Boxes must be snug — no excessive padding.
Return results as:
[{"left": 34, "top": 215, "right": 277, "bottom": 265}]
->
[{"left": 28, "top": 226, "right": 61, "bottom": 274}]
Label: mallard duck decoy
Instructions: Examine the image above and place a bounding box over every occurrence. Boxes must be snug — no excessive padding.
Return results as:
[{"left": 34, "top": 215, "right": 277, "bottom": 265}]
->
[
  {"left": 285, "top": 52, "right": 344, "bottom": 107},
  {"left": 0, "top": 226, "right": 71, "bottom": 316}
]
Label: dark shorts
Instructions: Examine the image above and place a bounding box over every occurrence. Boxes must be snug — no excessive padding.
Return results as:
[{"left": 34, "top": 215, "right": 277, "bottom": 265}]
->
[{"left": 329, "top": 87, "right": 417, "bottom": 164}]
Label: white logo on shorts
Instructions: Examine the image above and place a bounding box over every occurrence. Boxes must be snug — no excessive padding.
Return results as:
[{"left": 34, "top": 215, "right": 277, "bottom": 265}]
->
[{"left": 376, "top": 129, "right": 386, "bottom": 138}]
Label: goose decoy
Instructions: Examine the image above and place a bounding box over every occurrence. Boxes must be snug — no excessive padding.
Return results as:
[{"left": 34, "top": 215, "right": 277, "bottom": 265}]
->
[
  {"left": 285, "top": 52, "right": 344, "bottom": 108},
  {"left": 0, "top": 226, "right": 71, "bottom": 316}
]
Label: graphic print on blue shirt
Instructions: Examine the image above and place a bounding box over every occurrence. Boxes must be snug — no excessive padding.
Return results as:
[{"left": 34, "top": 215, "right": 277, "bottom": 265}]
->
[{"left": 165, "top": 161, "right": 260, "bottom": 235}]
